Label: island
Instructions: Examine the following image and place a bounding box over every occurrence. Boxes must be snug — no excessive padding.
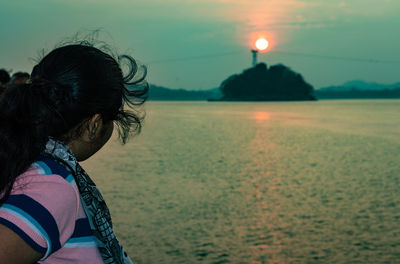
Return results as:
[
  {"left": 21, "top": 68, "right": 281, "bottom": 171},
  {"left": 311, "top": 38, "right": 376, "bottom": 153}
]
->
[{"left": 216, "top": 63, "right": 316, "bottom": 101}]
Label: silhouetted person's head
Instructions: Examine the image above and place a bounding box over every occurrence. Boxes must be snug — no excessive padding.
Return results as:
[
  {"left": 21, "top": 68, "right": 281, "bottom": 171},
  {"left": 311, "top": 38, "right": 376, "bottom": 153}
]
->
[
  {"left": 9, "top": 72, "right": 30, "bottom": 86},
  {"left": 0, "top": 69, "right": 10, "bottom": 94}
]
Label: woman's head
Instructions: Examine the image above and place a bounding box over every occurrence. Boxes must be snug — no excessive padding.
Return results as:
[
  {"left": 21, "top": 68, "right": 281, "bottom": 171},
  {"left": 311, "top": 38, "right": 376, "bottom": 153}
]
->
[
  {"left": 30, "top": 44, "right": 147, "bottom": 144},
  {"left": 0, "top": 42, "right": 148, "bottom": 202}
]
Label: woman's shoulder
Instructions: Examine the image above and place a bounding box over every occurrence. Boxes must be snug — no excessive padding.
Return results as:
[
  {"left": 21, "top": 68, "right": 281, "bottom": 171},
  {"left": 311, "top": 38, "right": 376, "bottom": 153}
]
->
[
  {"left": 16, "top": 155, "right": 76, "bottom": 186},
  {"left": 10, "top": 155, "right": 81, "bottom": 225},
  {"left": 11, "top": 155, "right": 80, "bottom": 211}
]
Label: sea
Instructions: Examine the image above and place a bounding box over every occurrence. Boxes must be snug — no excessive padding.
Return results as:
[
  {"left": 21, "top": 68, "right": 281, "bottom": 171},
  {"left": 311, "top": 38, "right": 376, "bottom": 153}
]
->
[{"left": 82, "top": 100, "right": 400, "bottom": 264}]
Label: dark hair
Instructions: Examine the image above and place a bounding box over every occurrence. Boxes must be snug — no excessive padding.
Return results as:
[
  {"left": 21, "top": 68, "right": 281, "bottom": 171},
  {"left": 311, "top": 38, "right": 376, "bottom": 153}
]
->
[
  {"left": 0, "top": 43, "right": 148, "bottom": 204},
  {"left": 0, "top": 69, "right": 10, "bottom": 85}
]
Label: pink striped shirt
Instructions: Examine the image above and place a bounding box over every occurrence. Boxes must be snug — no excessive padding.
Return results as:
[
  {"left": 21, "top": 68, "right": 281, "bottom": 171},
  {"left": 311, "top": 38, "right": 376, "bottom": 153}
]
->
[{"left": 0, "top": 156, "right": 105, "bottom": 263}]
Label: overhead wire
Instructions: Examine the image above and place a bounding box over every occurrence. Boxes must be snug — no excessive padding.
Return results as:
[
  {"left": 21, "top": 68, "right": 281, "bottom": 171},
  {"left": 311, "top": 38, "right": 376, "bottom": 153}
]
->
[
  {"left": 270, "top": 50, "right": 400, "bottom": 64},
  {"left": 147, "top": 50, "right": 243, "bottom": 64},
  {"left": 147, "top": 49, "right": 400, "bottom": 65}
]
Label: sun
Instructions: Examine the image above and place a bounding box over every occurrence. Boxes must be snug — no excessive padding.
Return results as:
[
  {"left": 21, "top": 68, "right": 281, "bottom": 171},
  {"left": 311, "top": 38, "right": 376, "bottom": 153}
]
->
[{"left": 255, "top": 38, "right": 269, "bottom": 51}]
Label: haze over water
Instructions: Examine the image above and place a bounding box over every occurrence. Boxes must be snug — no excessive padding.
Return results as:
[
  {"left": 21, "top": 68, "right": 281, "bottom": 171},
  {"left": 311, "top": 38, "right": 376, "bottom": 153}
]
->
[{"left": 83, "top": 100, "right": 400, "bottom": 263}]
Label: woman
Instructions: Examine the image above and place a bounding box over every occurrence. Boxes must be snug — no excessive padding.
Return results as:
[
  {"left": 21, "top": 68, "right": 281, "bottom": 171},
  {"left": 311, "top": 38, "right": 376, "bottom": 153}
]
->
[{"left": 0, "top": 42, "right": 147, "bottom": 263}]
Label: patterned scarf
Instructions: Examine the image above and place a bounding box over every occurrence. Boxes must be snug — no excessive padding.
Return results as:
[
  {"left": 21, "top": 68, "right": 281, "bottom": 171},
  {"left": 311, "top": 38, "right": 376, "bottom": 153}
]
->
[{"left": 44, "top": 138, "right": 133, "bottom": 264}]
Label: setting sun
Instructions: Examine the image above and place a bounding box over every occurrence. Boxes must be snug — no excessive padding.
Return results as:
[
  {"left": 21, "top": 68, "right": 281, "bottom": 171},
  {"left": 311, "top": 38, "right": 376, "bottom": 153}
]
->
[{"left": 255, "top": 38, "right": 269, "bottom": 51}]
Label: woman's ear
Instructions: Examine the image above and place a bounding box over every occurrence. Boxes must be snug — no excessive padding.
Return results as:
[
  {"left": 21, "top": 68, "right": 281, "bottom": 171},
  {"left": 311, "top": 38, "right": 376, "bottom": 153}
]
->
[
  {"left": 67, "top": 114, "right": 112, "bottom": 161},
  {"left": 85, "top": 114, "right": 103, "bottom": 142}
]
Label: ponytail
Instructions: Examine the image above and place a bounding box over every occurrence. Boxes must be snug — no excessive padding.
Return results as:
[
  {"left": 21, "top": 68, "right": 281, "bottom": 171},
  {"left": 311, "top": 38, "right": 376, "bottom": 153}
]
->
[{"left": 0, "top": 80, "right": 73, "bottom": 204}]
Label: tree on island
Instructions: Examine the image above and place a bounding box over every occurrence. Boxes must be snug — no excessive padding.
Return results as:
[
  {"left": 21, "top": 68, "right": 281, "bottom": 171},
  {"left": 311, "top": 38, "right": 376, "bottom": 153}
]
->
[{"left": 219, "top": 63, "right": 316, "bottom": 101}]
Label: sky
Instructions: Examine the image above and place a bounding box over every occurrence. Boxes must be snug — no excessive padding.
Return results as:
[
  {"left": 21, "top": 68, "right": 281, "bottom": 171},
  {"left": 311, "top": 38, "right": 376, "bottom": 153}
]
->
[{"left": 1, "top": 0, "right": 400, "bottom": 90}]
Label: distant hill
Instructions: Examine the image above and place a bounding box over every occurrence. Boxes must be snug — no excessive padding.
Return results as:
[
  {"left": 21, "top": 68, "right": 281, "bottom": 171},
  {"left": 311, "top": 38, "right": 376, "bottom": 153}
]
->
[
  {"left": 218, "top": 63, "right": 316, "bottom": 101},
  {"left": 316, "top": 80, "right": 400, "bottom": 99},
  {"left": 144, "top": 80, "right": 400, "bottom": 101},
  {"left": 148, "top": 85, "right": 221, "bottom": 100},
  {"left": 315, "top": 88, "right": 400, "bottom": 99},
  {"left": 318, "top": 80, "right": 400, "bottom": 91}
]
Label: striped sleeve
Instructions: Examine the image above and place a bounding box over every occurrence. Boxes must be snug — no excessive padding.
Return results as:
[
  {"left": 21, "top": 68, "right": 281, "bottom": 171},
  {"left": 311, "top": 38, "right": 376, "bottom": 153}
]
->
[{"left": 0, "top": 175, "right": 79, "bottom": 260}]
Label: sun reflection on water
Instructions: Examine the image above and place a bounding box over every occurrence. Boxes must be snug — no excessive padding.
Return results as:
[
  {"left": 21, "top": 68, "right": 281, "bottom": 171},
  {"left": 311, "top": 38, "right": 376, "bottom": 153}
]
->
[{"left": 254, "top": 112, "right": 271, "bottom": 120}]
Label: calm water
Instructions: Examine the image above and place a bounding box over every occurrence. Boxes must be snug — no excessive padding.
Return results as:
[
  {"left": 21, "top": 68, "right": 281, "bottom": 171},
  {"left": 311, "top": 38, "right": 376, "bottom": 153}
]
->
[{"left": 82, "top": 100, "right": 400, "bottom": 263}]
